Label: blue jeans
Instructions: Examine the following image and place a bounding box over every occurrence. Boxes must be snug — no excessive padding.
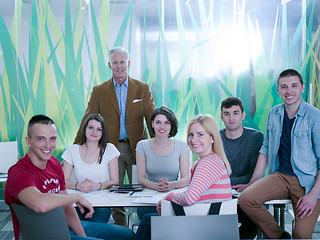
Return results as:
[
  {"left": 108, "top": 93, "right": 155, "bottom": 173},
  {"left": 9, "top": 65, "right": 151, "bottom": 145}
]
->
[
  {"left": 137, "top": 206, "right": 157, "bottom": 219},
  {"left": 135, "top": 213, "right": 158, "bottom": 240},
  {"left": 70, "top": 220, "right": 135, "bottom": 240},
  {"left": 76, "top": 207, "right": 111, "bottom": 223}
]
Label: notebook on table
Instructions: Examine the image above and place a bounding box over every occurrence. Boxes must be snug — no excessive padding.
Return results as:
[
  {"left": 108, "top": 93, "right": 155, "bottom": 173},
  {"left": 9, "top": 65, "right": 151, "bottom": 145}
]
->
[{"left": 110, "top": 184, "right": 144, "bottom": 192}]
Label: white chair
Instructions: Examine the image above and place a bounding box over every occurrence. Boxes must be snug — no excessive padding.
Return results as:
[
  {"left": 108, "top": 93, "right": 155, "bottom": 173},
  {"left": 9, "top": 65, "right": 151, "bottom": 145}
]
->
[
  {"left": 161, "top": 198, "right": 238, "bottom": 216},
  {"left": 0, "top": 141, "right": 18, "bottom": 210},
  {"left": 132, "top": 164, "right": 138, "bottom": 184},
  {"left": 0, "top": 141, "right": 19, "bottom": 178},
  {"left": 152, "top": 199, "right": 239, "bottom": 240}
]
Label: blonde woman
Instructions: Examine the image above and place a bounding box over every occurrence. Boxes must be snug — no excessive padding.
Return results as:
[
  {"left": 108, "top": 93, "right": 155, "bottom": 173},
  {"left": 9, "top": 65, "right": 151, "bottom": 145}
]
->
[
  {"left": 161, "top": 114, "right": 232, "bottom": 207},
  {"left": 136, "top": 114, "right": 232, "bottom": 240}
]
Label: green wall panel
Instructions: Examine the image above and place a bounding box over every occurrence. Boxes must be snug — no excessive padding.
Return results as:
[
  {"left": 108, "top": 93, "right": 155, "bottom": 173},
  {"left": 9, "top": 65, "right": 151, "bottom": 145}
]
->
[{"left": 0, "top": 0, "right": 319, "bottom": 161}]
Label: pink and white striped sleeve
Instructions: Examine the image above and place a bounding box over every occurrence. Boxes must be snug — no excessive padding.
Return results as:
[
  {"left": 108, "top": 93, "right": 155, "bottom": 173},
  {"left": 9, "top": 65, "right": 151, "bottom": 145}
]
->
[{"left": 165, "top": 155, "right": 223, "bottom": 206}]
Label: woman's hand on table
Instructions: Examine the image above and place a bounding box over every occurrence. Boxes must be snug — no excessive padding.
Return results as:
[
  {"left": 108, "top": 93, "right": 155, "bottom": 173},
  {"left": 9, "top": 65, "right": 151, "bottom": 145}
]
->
[
  {"left": 79, "top": 179, "right": 95, "bottom": 192},
  {"left": 89, "top": 180, "right": 103, "bottom": 191},
  {"left": 157, "top": 178, "right": 170, "bottom": 192}
]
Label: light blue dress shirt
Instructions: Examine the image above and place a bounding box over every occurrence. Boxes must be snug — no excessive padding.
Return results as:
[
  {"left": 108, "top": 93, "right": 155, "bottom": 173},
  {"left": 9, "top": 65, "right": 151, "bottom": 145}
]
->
[
  {"left": 260, "top": 100, "right": 320, "bottom": 195},
  {"left": 113, "top": 78, "right": 128, "bottom": 140}
]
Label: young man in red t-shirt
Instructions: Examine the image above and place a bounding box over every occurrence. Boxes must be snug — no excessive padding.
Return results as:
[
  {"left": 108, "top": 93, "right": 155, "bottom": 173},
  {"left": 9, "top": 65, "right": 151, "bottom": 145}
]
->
[{"left": 4, "top": 115, "right": 134, "bottom": 240}]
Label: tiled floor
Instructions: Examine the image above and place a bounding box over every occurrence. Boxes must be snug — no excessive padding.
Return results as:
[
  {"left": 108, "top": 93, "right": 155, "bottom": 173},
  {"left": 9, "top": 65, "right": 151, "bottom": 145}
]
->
[
  {"left": 1, "top": 204, "right": 320, "bottom": 239},
  {"left": 0, "top": 210, "right": 14, "bottom": 240}
]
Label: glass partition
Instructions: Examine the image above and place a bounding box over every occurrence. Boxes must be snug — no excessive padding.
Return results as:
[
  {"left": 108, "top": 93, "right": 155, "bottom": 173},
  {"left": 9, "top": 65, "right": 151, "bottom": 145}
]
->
[{"left": 0, "top": 0, "right": 319, "bottom": 157}]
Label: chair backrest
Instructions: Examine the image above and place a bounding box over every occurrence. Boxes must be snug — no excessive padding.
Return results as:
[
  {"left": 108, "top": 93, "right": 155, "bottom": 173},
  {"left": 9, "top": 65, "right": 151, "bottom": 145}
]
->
[
  {"left": 11, "top": 204, "right": 70, "bottom": 240},
  {"left": 132, "top": 164, "right": 138, "bottom": 184},
  {"left": 0, "top": 141, "right": 18, "bottom": 173},
  {"left": 151, "top": 215, "right": 239, "bottom": 240},
  {"left": 161, "top": 198, "right": 238, "bottom": 216},
  {"left": 152, "top": 199, "right": 239, "bottom": 240}
]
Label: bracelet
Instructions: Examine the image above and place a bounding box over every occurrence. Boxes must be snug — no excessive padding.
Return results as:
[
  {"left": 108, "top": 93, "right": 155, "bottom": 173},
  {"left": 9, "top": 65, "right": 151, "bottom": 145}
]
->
[
  {"left": 75, "top": 182, "right": 79, "bottom": 190},
  {"left": 98, "top": 182, "right": 102, "bottom": 191}
]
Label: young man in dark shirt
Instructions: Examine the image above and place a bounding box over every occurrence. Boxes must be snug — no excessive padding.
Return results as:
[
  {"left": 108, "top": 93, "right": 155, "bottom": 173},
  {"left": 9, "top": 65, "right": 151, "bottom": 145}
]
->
[{"left": 220, "top": 96, "right": 263, "bottom": 239}]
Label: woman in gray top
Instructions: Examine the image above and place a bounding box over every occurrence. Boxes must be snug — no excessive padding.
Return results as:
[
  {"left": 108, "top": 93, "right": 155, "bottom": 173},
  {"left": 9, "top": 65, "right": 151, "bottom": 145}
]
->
[{"left": 136, "top": 106, "right": 189, "bottom": 218}]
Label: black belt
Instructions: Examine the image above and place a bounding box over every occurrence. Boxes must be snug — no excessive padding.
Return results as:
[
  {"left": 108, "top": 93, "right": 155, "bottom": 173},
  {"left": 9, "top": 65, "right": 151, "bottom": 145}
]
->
[{"left": 119, "top": 138, "right": 129, "bottom": 143}]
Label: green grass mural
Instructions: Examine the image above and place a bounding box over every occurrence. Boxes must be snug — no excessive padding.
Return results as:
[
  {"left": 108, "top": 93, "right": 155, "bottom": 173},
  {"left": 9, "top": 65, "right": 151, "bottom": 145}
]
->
[{"left": 0, "top": 0, "right": 319, "bottom": 161}]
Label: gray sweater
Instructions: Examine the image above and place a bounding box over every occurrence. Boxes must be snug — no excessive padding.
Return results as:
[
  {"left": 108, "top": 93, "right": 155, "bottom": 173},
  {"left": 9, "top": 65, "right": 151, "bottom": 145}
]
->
[{"left": 220, "top": 127, "right": 264, "bottom": 185}]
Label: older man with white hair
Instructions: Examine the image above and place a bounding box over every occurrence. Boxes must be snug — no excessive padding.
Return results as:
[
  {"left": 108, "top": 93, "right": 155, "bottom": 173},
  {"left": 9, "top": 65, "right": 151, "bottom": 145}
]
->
[{"left": 75, "top": 47, "right": 156, "bottom": 226}]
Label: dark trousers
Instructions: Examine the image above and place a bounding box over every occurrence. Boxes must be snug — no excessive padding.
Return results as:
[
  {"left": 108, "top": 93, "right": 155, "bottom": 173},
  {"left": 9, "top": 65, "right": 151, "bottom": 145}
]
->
[
  {"left": 238, "top": 205, "right": 257, "bottom": 239},
  {"left": 112, "top": 140, "right": 135, "bottom": 227}
]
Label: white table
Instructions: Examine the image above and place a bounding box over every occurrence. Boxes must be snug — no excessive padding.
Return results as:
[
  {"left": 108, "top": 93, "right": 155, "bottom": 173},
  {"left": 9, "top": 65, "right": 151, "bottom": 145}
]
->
[
  {"left": 69, "top": 188, "right": 291, "bottom": 238},
  {"left": 67, "top": 188, "right": 174, "bottom": 207}
]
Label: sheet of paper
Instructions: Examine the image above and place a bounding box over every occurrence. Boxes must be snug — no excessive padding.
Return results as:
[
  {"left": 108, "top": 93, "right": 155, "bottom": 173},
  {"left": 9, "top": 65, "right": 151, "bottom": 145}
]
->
[
  {"left": 131, "top": 191, "right": 155, "bottom": 197},
  {"left": 132, "top": 195, "right": 165, "bottom": 204},
  {"left": 232, "top": 189, "right": 241, "bottom": 198},
  {"left": 109, "top": 191, "right": 134, "bottom": 198}
]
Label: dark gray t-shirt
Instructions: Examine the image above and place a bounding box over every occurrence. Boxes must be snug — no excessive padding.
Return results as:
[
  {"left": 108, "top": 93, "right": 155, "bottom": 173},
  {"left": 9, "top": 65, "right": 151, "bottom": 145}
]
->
[
  {"left": 220, "top": 127, "right": 264, "bottom": 185},
  {"left": 136, "top": 139, "right": 188, "bottom": 182}
]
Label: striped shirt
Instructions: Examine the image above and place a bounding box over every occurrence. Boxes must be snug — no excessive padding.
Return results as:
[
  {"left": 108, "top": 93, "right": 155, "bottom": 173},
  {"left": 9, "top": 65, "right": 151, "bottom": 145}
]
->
[{"left": 165, "top": 152, "right": 232, "bottom": 206}]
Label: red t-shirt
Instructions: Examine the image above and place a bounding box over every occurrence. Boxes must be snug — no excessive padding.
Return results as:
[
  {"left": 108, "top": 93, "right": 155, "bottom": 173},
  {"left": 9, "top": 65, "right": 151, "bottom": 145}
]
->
[{"left": 4, "top": 154, "right": 66, "bottom": 239}]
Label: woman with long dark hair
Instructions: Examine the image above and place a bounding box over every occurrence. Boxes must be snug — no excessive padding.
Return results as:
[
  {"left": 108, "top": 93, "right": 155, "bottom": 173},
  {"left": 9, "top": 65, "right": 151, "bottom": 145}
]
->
[{"left": 62, "top": 114, "right": 119, "bottom": 223}]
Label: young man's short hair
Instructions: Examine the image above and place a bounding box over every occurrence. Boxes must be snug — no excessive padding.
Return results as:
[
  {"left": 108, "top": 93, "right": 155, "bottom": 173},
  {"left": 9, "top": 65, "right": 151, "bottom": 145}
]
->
[
  {"left": 277, "top": 69, "right": 303, "bottom": 86},
  {"left": 220, "top": 96, "right": 244, "bottom": 113},
  {"left": 27, "top": 115, "right": 55, "bottom": 138}
]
